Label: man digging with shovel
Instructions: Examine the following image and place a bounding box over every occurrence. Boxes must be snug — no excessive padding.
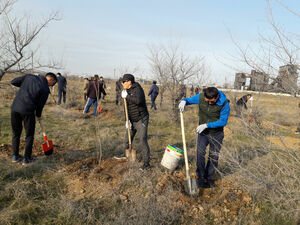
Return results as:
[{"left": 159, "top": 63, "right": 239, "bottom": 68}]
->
[
  {"left": 10, "top": 73, "right": 57, "bottom": 165},
  {"left": 179, "top": 87, "right": 230, "bottom": 188},
  {"left": 114, "top": 74, "right": 151, "bottom": 171}
]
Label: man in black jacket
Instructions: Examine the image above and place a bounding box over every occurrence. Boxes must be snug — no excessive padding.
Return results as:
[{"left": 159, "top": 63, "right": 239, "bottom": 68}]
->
[
  {"left": 236, "top": 94, "right": 252, "bottom": 117},
  {"left": 56, "top": 73, "right": 67, "bottom": 105},
  {"left": 99, "top": 76, "right": 107, "bottom": 100},
  {"left": 10, "top": 73, "right": 57, "bottom": 165},
  {"left": 119, "top": 74, "right": 151, "bottom": 170}
]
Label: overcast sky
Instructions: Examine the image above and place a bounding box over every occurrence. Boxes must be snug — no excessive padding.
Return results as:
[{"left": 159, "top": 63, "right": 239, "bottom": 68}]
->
[{"left": 13, "top": 0, "right": 300, "bottom": 84}]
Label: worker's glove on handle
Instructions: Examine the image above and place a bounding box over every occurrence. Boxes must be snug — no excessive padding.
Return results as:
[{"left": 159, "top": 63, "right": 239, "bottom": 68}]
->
[
  {"left": 196, "top": 124, "right": 208, "bottom": 134},
  {"left": 121, "top": 90, "right": 128, "bottom": 99},
  {"left": 125, "top": 121, "right": 132, "bottom": 129},
  {"left": 178, "top": 100, "right": 186, "bottom": 112}
]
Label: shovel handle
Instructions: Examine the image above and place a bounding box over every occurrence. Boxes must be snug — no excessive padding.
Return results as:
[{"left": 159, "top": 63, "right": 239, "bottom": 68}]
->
[
  {"left": 43, "top": 133, "right": 48, "bottom": 142},
  {"left": 124, "top": 98, "right": 132, "bottom": 149},
  {"left": 180, "top": 111, "right": 193, "bottom": 193},
  {"left": 39, "top": 121, "right": 49, "bottom": 147},
  {"left": 180, "top": 112, "right": 190, "bottom": 173}
]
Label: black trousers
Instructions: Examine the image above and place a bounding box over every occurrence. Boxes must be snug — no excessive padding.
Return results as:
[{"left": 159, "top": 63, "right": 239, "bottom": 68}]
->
[
  {"left": 100, "top": 90, "right": 106, "bottom": 100},
  {"left": 58, "top": 88, "right": 66, "bottom": 104},
  {"left": 11, "top": 111, "right": 36, "bottom": 159},
  {"left": 125, "top": 115, "right": 150, "bottom": 164}
]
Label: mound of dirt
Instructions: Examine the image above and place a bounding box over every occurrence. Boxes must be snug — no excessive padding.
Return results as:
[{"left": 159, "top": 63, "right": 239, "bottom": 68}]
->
[
  {"left": 155, "top": 172, "right": 257, "bottom": 223},
  {"left": 63, "top": 157, "right": 128, "bottom": 181},
  {"left": 63, "top": 156, "right": 257, "bottom": 223}
]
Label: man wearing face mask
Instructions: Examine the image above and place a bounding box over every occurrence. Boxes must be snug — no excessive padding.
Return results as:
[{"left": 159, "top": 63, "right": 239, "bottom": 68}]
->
[
  {"left": 178, "top": 87, "right": 230, "bottom": 188},
  {"left": 118, "top": 74, "right": 151, "bottom": 171}
]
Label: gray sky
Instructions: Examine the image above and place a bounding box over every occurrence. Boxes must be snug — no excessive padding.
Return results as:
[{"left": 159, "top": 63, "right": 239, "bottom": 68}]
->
[{"left": 13, "top": 0, "right": 300, "bottom": 84}]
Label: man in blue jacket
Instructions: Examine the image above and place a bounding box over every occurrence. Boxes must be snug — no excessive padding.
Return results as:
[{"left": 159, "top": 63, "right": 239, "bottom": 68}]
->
[
  {"left": 148, "top": 80, "right": 159, "bottom": 110},
  {"left": 179, "top": 87, "right": 230, "bottom": 188},
  {"left": 10, "top": 73, "right": 57, "bottom": 165}
]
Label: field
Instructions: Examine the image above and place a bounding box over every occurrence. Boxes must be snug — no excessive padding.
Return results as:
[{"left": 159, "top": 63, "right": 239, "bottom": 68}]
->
[{"left": 0, "top": 75, "right": 299, "bottom": 225}]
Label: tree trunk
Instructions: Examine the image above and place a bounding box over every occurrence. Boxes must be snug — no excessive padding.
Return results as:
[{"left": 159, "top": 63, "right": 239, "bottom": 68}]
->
[
  {"left": 0, "top": 70, "right": 5, "bottom": 81},
  {"left": 160, "top": 89, "right": 165, "bottom": 107}
]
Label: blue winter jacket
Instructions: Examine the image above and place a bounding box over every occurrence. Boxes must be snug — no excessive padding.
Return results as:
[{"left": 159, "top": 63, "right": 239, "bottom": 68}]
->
[
  {"left": 148, "top": 84, "right": 159, "bottom": 97},
  {"left": 182, "top": 90, "right": 230, "bottom": 128}
]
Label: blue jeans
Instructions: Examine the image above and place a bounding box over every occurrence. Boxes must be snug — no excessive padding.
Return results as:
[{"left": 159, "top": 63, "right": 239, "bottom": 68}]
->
[
  {"left": 150, "top": 95, "right": 157, "bottom": 110},
  {"left": 83, "top": 98, "right": 98, "bottom": 116},
  {"left": 196, "top": 131, "right": 224, "bottom": 181}
]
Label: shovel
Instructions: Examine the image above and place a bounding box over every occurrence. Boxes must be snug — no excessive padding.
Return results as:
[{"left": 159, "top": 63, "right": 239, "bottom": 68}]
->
[
  {"left": 124, "top": 98, "right": 136, "bottom": 161},
  {"left": 39, "top": 121, "right": 53, "bottom": 156},
  {"left": 180, "top": 111, "right": 197, "bottom": 197}
]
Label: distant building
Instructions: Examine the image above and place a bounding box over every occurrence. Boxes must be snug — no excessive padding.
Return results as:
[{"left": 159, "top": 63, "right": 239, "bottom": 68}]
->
[
  {"left": 234, "top": 73, "right": 247, "bottom": 90},
  {"left": 275, "top": 64, "right": 298, "bottom": 95},
  {"left": 234, "top": 64, "right": 298, "bottom": 94},
  {"left": 249, "top": 70, "right": 269, "bottom": 92}
]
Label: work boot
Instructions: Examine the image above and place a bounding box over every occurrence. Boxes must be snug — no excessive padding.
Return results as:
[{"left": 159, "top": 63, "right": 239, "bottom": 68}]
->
[
  {"left": 139, "top": 163, "right": 150, "bottom": 171},
  {"left": 22, "top": 157, "right": 36, "bottom": 166},
  {"left": 197, "top": 178, "right": 207, "bottom": 188},
  {"left": 206, "top": 180, "right": 217, "bottom": 188},
  {"left": 12, "top": 154, "right": 23, "bottom": 163}
]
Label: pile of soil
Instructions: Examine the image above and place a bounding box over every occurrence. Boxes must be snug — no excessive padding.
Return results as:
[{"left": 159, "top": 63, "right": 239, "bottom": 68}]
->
[
  {"left": 62, "top": 156, "right": 257, "bottom": 223},
  {"left": 63, "top": 157, "right": 128, "bottom": 181}
]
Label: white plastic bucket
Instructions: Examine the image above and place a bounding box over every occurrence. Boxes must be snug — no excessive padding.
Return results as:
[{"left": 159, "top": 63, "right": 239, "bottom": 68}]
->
[{"left": 161, "top": 145, "right": 183, "bottom": 170}]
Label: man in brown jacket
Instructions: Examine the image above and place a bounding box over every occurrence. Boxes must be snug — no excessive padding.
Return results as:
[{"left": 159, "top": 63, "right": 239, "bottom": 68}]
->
[{"left": 83, "top": 75, "right": 100, "bottom": 116}]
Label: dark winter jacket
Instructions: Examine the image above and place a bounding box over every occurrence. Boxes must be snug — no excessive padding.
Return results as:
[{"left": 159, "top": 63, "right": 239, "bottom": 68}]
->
[
  {"left": 236, "top": 95, "right": 249, "bottom": 109},
  {"left": 99, "top": 80, "right": 106, "bottom": 94},
  {"left": 148, "top": 84, "right": 159, "bottom": 98},
  {"left": 86, "top": 80, "right": 100, "bottom": 99},
  {"left": 99, "top": 80, "right": 106, "bottom": 89},
  {"left": 116, "top": 79, "right": 122, "bottom": 93},
  {"left": 57, "top": 75, "right": 67, "bottom": 90},
  {"left": 125, "top": 82, "right": 149, "bottom": 122},
  {"left": 11, "top": 74, "right": 50, "bottom": 117},
  {"left": 183, "top": 90, "right": 230, "bottom": 135}
]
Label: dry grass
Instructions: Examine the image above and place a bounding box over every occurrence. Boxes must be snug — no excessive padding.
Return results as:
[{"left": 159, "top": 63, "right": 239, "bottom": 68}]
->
[{"left": 0, "top": 75, "right": 299, "bottom": 224}]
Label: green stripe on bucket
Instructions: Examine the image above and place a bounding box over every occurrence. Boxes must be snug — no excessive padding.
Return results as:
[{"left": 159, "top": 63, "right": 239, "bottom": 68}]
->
[{"left": 168, "top": 145, "right": 183, "bottom": 154}]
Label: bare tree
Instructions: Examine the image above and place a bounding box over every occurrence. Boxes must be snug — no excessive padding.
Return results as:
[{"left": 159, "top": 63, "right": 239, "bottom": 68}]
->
[
  {"left": 0, "top": 0, "right": 61, "bottom": 80},
  {"left": 116, "top": 65, "right": 140, "bottom": 78},
  {"left": 228, "top": 0, "right": 300, "bottom": 95},
  {"left": 148, "top": 43, "right": 207, "bottom": 121}
]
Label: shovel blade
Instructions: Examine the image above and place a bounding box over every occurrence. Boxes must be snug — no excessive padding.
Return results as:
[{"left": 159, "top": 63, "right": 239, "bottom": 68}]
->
[
  {"left": 185, "top": 178, "right": 198, "bottom": 197},
  {"left": 42, "top": 140, "right": 53, "bottom": 156},
  {"left": 125, "top": 149, "right": 136, "bottom": 162}
]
